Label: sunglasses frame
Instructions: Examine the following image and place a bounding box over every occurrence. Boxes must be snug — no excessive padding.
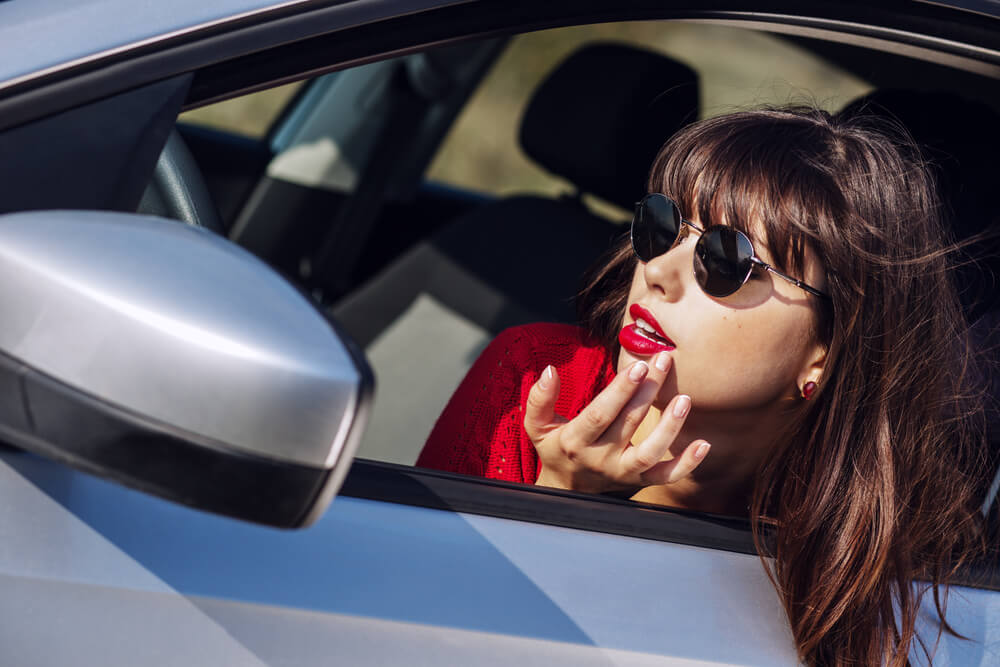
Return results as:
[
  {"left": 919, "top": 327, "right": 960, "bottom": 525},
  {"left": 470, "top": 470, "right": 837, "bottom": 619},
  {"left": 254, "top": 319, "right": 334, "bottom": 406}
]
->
[{"left": 631, "top": 194, "right": 831, "bottom": 300}]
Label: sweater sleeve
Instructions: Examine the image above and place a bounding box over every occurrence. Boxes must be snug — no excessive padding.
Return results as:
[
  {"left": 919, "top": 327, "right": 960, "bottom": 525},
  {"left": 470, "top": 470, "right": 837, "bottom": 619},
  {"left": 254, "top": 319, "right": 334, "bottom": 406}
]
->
[{"left": 416, "top": 326, "right": 543, "bottom": 483}]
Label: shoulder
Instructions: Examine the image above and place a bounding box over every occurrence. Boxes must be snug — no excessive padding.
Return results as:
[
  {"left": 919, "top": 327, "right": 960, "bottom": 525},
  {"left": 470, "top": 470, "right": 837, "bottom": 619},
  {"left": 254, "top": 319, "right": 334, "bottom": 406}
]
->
[
  {"left": 489, "top": 323, "right": 610, "bottom": 368},
  {"left": 487, "top": 324, "right": 614, "bottom": 405}
]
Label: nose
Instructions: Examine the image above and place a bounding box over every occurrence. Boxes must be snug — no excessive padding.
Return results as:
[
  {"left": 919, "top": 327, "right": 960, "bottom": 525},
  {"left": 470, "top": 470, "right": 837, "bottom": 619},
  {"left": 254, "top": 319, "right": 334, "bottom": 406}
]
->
[{"left": 641, "top": 241, "right": 689, "bottom": 302}]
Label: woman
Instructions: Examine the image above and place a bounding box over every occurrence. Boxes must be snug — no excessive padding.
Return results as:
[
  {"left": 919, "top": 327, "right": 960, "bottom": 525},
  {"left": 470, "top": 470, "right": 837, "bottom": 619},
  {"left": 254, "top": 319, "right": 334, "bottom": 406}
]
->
[{"left": 417, "top": 107, "right": 992, "bottom": 665}]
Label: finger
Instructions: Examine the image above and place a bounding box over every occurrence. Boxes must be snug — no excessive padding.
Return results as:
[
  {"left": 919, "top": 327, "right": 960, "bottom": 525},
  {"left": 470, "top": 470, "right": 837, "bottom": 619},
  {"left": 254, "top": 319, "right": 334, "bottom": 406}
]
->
[
  {"left": 524, "top": 365, "right": 560, "bottom": 440},
  {"left": 562, "top": 360, "right": 649, "bottom": 447},
  {"left": 599, "top": 352, "right": 673, "bottom": 446},
  {"left": 639, "top": 439, "right": 711, "bottom": 486},
  {"left": 646, "top": 350, "right": 674, "bottom": 383},
  {"left": 618, "top": 392, "right": 690, "bottom": 475}
]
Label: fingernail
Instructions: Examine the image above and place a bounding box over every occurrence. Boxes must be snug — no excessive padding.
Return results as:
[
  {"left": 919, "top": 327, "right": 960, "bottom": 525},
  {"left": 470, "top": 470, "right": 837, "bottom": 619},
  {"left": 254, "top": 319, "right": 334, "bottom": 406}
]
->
[
  {"left": 538, "top": 365, "right": 553, "bottom": 390},
  {"left": 673, "top": 394, "right": 691, "bottom": 418},
  {"left": 694, "top": 441, "right": 711, "bottom": 460},
  {"left": 628, "top": 361, "right": 649, "bottom": 382},
  {"left": 654, "top": 351, "right": 670, "bottom": 372}
]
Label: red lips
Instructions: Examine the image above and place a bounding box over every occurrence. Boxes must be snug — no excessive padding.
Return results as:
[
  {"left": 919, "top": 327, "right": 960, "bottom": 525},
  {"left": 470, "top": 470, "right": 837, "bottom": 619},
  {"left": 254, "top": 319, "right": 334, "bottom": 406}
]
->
[{"left": 618, "top": 304, "right": 676, "bottom": 356}]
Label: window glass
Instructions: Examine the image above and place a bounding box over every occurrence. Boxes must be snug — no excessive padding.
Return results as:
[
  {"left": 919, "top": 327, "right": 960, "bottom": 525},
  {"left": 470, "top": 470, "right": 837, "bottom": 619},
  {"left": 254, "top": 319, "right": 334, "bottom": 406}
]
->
[
  {"left": 179, "top": 82, "right": 304, "bottom": 138},
  {"left": 204, "top": 22, "right": 994, "bottom": 512}
]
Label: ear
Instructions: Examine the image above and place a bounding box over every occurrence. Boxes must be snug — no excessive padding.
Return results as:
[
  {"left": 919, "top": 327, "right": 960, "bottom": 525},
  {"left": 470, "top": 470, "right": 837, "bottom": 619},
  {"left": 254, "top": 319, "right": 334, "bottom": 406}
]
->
[{"left": 797, "top": 341, "right": 827, "bottom": 396}]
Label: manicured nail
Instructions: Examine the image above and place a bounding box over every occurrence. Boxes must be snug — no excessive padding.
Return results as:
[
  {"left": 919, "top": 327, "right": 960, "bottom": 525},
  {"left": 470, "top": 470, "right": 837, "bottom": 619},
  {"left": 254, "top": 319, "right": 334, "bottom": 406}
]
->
[
  {"left": 538, "top": 365, "right": 553, "bottom": 390},
  {"left": 654, "top": 351, "right": 671, "bottom": 372},
  {"left": 693, "top": 441, "right": 711, "bottom": 460},
  {"left": 628, "top": 361, "right": 649, "bottom": 382},
  {"left": 673, "top": 394, "right": 691, "bottom": 418}
]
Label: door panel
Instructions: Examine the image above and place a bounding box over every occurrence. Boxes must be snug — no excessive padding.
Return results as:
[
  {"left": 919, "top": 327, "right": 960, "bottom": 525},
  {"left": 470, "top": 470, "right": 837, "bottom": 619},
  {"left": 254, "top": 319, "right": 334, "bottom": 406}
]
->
[{"left": 3, "top": 451, "right": 998, "bottom": 665}]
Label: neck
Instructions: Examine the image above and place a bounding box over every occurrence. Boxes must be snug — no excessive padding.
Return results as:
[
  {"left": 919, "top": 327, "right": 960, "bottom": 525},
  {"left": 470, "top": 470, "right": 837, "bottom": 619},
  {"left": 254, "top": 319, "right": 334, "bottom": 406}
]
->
[{"left": 629, "top": 400, "right": 792, "bottom": 516}]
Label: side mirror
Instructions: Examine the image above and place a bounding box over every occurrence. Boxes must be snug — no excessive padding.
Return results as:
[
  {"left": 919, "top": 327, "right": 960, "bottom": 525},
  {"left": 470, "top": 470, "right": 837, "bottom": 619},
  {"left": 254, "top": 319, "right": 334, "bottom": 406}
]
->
[{"left": 0, "top": 210, "right": 372, "bottom": 528}]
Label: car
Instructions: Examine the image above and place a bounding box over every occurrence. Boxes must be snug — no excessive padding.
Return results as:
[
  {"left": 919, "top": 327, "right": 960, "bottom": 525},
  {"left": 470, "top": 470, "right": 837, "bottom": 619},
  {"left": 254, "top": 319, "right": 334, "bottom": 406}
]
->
[{"left": 2, "top": 0, "right": 1000, "bottom": 664}]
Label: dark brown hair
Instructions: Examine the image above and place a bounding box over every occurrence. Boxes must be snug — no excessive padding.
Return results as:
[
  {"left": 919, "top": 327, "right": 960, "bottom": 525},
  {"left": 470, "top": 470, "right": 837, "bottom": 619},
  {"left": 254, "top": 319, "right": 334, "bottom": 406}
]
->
[{"left": 578, "top": 108, "right": 991, "bottom": 665}]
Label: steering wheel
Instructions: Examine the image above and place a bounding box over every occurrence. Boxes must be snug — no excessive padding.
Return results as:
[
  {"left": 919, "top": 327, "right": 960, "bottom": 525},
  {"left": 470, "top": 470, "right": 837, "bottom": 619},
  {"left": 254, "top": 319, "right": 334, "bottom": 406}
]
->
[{"left": 138, "top": 128, "right": 224, "bottom": 234}]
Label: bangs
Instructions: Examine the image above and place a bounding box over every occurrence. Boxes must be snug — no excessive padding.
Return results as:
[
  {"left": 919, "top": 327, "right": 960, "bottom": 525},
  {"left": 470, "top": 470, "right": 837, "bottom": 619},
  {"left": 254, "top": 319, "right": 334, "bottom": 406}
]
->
[{"left": 649, "top": 109, "right": 842, "bottom": 279}]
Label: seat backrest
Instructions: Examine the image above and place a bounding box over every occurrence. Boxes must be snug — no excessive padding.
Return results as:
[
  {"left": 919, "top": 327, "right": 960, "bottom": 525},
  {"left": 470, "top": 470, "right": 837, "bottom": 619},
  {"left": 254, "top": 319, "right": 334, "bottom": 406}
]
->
[
  {"left": 841, "top": 89, "right": 1000, "bottom": 322},
  {"left": 519, "top": 42, "right": 700, "bottom": 210}
]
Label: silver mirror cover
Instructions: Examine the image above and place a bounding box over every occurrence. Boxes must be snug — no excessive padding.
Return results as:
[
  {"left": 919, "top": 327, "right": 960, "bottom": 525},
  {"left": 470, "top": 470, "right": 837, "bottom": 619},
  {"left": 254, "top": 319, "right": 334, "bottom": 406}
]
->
[{"left": 0, "top": 210, "right": 372, "bottom": 527}]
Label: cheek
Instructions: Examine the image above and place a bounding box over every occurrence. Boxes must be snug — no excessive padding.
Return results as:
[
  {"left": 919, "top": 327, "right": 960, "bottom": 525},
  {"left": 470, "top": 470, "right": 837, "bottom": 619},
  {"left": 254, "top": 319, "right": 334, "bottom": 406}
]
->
[{"left": 667, "top": 307, "right": 813, "bottom": 411}]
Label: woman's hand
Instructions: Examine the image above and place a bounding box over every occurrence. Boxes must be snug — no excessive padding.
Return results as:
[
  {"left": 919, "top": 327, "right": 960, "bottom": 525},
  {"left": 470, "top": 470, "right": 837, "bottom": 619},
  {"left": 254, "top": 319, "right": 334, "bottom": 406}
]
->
[{"left": 524, "top": 352, "right": 711, "bottom": 494}]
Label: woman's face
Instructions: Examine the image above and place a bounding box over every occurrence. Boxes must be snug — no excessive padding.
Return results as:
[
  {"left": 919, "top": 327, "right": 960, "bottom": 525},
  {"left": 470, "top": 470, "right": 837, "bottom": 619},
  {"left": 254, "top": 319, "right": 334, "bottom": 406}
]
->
[{"left": 617, "top": 214, "right": 828, "bottom": 413}]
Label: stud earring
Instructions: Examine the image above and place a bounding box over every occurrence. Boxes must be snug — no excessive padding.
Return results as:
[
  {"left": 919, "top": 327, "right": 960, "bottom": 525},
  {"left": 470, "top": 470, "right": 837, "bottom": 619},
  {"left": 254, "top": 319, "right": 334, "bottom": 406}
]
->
[{"left": 801, "top": 381, "right": 817, "bottom": 400}]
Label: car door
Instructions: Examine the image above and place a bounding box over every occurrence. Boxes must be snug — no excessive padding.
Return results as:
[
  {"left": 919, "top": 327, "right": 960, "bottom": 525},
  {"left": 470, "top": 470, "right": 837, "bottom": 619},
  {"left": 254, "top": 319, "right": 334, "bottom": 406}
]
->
[{"left": 0, "top": 450, "right": 800, "bottom": 665}]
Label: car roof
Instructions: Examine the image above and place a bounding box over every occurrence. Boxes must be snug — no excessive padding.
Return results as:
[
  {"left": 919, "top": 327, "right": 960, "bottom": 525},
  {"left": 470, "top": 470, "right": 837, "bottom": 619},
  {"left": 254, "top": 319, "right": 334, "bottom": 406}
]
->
[
  {"left": 4, "top": 0, "right": 1000, "bottom": 94},
  {"left": 0, "top": 0, "right": 312, "bottom": 89}
]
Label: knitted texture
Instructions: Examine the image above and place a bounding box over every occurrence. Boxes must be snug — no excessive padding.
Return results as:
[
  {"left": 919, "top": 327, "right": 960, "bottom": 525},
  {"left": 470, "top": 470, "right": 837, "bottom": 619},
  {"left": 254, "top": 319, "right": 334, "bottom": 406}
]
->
[{"left": 417, "top": 323, "right": 616, "bottom": 483}]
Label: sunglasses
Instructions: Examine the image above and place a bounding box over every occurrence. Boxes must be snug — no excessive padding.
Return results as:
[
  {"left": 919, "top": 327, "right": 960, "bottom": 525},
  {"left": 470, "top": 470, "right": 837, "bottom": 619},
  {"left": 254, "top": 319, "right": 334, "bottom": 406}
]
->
[{"left": 630, "top": 194, "right": 830, "bottom": 299}]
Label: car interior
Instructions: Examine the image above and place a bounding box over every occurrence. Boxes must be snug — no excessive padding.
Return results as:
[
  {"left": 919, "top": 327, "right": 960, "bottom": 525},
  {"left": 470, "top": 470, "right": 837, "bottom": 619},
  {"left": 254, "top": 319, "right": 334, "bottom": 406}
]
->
[{"left": 146, "top": 20, "right": 1000, "bottom": 515}]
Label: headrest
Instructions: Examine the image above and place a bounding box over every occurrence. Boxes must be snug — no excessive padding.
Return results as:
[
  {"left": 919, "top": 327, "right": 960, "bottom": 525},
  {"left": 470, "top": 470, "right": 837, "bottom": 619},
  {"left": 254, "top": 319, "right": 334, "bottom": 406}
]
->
[
  {"left": 519, "top": 43, "right": 699, "bottom": 210},
  {"left": 841, "top": 89, "right": 1000, "bottom": 322}
]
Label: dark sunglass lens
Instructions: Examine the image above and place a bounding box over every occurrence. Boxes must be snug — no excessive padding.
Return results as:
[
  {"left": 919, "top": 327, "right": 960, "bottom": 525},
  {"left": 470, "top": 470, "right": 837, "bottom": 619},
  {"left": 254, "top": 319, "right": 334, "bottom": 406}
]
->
[
  {"left": 632, "top": 195, "right": 681, "bottom": 261},
  {"left": 694, "top": 227, "right": 755, "bottom": 297}
]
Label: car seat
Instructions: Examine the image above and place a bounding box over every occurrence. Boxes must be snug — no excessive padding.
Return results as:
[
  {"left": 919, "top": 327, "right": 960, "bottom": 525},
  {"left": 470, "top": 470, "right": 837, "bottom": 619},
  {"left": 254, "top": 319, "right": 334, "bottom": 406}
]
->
[
  {"left": 332, "top": 43, "right": 699, "bottom": 464},
  {"left": 840, "top": 89, "right": 1000, "bottom": 323}
]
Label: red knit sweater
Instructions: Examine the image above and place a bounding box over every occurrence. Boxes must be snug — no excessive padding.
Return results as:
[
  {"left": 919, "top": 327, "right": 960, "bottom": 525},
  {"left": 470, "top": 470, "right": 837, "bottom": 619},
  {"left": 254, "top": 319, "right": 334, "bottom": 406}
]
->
[{"left": 417, "top": 323, "right": 616, "bottom": 483}]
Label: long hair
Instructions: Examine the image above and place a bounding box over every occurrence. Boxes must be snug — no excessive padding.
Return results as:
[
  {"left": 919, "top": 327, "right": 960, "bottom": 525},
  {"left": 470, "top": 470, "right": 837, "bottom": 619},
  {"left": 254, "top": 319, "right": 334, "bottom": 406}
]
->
[{"left": 577, "top": 108, "right": 991, "bottom": 665}]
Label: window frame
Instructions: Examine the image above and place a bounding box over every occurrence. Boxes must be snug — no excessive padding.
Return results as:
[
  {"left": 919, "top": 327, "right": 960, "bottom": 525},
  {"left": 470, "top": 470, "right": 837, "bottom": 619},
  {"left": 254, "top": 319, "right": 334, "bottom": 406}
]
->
[
  {"left": 5, "top": 0, "right": 1000, "bottom": 132},
  {"left": 339, "top": 460, "right": 1000, "bottom": 591}
]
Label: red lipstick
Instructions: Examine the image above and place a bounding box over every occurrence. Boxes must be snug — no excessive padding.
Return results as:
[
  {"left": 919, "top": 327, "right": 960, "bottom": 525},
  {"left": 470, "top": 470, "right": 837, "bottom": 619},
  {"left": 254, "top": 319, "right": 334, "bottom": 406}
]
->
[{"left": 618, "top": 304, "right": 676, "bottom": 356}]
